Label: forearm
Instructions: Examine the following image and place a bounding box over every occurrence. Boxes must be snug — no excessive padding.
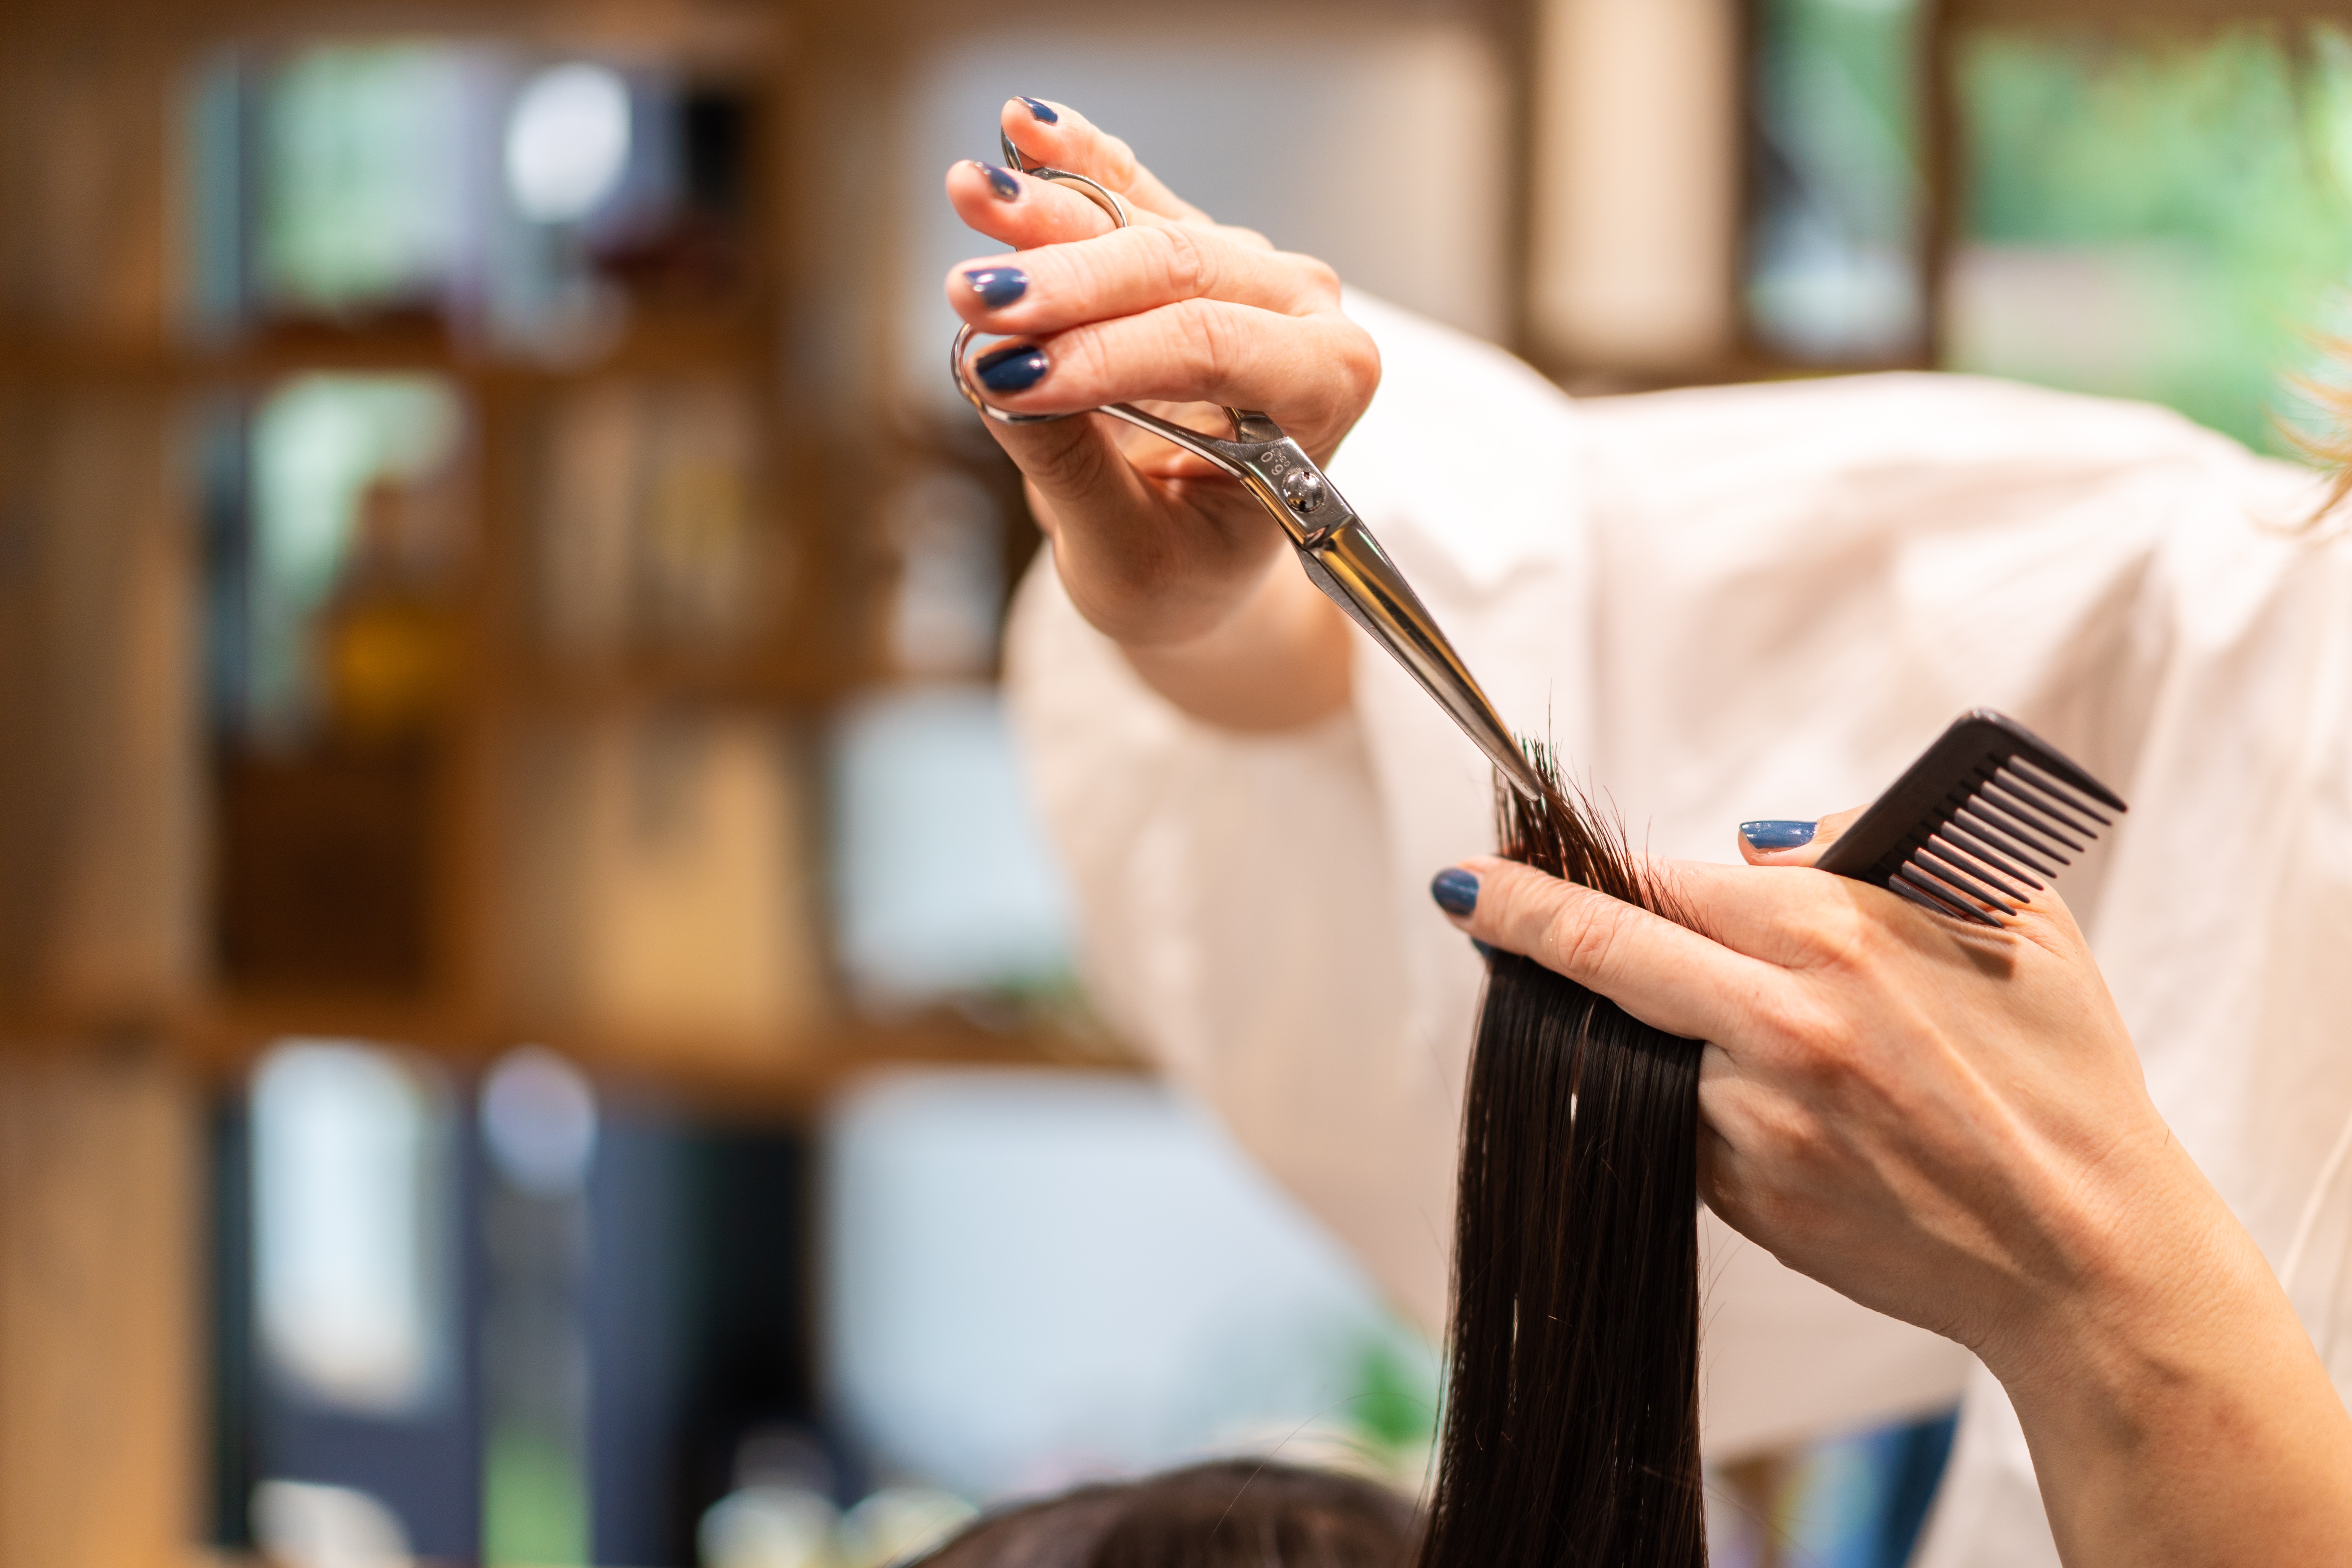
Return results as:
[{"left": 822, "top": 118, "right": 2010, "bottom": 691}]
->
[{"left": 1995, "top": 1154, "right": 2352, "bottom": 1567}]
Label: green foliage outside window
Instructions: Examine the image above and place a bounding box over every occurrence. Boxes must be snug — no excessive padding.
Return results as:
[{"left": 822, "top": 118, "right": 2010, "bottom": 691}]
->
[
  {"left": 263, "top": 45, "right": 470, "bottom": 314},
  {"left": 1954, "top": 27, "right": 2352, "bottom": 456}
]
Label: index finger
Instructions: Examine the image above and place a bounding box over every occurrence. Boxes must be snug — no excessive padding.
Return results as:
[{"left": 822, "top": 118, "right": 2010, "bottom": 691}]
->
[
  {"left": 947, "top": 158, "right": 1140, "bottom": 248},
  {"left": 998, "top": 97, "right": 1215, "bottom": 226},
  {"left": 1451, "top": 857, "right": 1787, "bottom": 1045}
]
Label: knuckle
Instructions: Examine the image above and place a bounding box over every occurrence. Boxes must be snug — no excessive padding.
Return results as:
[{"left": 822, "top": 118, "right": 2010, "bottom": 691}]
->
[
  {"left": 1751, "top": 1098, "right": 1829, "bottom": 1171},
  {"left": 1542, "top": 894, "right": 1623, "bottom": 984},
  {"left": 1063, "top": 239, "right": 1117, "bottom": 302},
  {"left": 1024, "top": 420, "right": 1114, "bottom": 498},
  {"left": 1793, "top": 897, "right": 1874, "bottom": 970},
  {"left": 1744, "top": 982, "right": 1819, "bottom": 1047},
  {"left": 1784, "top": 1000, "right": 1868, "bottom": 1086},
  {"left": 1337, "top": 329, "right": 1380, "bottom": 405},
  {"left": 1058, "top": 325, "right": 1119, "bottom": 394},
  {"left": 1099, "top": 132, "right": 1142, "bottom": 188},
  {"left": 1171, "top": 301, "right": 1234, "bottom": 384},
  {"left": 1736, "top": 980, "right": 1859, "bottom": 1079},
  {"left": 1809, "top": 1019, "right": 1869, "bottom": 1082},
  {"left": 1153, "top": 224, "right": 1215, "bottom": 299}
]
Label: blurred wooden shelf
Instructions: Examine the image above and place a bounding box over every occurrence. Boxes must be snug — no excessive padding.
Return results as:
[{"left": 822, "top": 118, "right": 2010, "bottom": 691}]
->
[
  {"left": 0, "top": 985, "right": 1122, "bottom": 1093},
  {"left": 0, "top": 991, "right": 1143, "bottom": 1119},
  {"left": 0, "top": 309, "right": 777, "bottom": 386},
  {"left": 478, "top": 648, "right": 854, "bottom": 710}
]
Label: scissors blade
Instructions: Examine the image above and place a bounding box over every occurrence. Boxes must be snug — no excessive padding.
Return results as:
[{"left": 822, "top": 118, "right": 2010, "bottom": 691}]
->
[{"left": 1293, "top": 518, "right": 1545, "bottom": 800}]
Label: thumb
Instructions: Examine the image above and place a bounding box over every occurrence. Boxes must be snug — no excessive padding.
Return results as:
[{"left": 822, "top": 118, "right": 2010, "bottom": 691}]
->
[{"left": 1736, "top": 804, "right": 1865, "bottom": 867}]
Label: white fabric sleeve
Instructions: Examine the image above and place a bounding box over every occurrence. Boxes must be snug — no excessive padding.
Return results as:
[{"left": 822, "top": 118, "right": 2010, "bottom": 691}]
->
[{"left": 1002, "top": 558, "right": 1462, "bottom": 1332}]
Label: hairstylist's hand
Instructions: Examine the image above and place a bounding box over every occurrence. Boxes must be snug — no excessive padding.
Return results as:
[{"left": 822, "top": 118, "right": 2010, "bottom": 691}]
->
[
  {"left": 944, "top": 99, "right": 1367, "bottom": 730},
  {"left": 1429, "top": 818, "right": 2352, "bottom": 1568}
]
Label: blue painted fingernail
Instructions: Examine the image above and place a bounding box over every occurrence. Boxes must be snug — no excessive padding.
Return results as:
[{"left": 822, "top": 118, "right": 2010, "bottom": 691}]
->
[
  {"left": 975, "top": 343, "right": 1047, "bottom": 392},
  {"left": 1430, "top": 868, "right": 1479, "bottom": 917},
  {"left": 973, "top": 161, "right": 1020, "bottom": 200},
  {"left": 1741, "top": 819, "right": 1817, "bottom": 851},
  {"left": 1471, "top": 937, "right": 1497, "bottom": 962},
  {"left": 964, "top": 267, "right": 1028, "bottom": 309},
  {"left": 1018, "top": 96, "right": 1059, "bottom": 123}
]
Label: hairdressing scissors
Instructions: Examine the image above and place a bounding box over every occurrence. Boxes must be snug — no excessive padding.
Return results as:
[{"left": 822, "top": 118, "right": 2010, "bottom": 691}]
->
[{"left": 950, "top": 131, "right": 1544, "bottom": 800}]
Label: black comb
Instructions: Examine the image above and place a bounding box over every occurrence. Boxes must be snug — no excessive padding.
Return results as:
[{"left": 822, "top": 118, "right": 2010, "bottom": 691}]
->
[{"left": 1814, "top": 710, "right": 2127, "bottom": 926}]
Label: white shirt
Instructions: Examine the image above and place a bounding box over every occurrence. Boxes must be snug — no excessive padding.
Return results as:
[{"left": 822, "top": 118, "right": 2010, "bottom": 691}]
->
[{"left": 1003, "top": 292, "right": 2352, "bottom": 1566}]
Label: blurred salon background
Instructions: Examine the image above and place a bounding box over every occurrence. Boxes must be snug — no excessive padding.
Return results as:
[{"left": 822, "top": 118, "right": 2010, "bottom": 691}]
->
[{"left": 4, "top": 1, "right": 2350, "bottom": 1565}]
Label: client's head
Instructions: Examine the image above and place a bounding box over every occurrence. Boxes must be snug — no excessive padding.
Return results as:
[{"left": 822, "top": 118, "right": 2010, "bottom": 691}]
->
[{"left": 914, "top": 1459, "right": 1416, "bottom": 1568}]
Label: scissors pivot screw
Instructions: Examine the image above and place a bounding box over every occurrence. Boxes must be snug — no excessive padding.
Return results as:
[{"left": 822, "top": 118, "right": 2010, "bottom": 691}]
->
[{"left": 1280, "top": 470, "right": 1327, "bottom": 514}]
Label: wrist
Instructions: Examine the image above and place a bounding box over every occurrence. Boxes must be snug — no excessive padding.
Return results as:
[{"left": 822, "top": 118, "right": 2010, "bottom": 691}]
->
[
  {"left": 1984, "top": 1145, "right": 2352, "bottom": 1563},
  {"left": 1114, "top": 555, "right": 1350, "bottom": 731},
  {"left": 1982, "top": 1137, "right": 2239, "bottom": 1414},
  {"left": 1029, "top": 477, "right": 1279, "bottom": 652}
]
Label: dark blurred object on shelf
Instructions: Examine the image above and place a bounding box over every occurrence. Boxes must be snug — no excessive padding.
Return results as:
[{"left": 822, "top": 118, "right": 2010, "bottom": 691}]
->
[{"left": 215, "top": 748, "right": 441, "bottom": 998}]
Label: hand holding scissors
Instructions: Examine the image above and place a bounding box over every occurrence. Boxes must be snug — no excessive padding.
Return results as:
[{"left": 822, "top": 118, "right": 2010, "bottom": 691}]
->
[{"left": 945, "top": 99, "right": 1538, "bottom": 795}]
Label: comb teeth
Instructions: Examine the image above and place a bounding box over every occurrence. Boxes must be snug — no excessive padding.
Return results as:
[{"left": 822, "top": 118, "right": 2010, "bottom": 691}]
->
[
  {"left": 1893, "top": 771, "right": 2094, "bottom": 924},
  {"left": 1813, "top": 710, "right": 2127, "bottom": 926},
  {"left": 1891, "top": 864, "right": 1999, "bottom": 926}
]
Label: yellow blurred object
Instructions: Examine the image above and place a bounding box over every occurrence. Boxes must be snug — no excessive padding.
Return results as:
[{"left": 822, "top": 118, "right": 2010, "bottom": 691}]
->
[
  {"left": 325, "top": 597, "right": 454, "bottom": 744},
  {"left": 319, "top": 477, "right": 460, "bottom": 745}
]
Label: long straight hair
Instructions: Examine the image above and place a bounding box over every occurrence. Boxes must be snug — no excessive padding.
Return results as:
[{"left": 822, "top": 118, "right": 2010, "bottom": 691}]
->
[{"left": 1416, "top": 749, "right": 1710, "bottom": 1568}]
